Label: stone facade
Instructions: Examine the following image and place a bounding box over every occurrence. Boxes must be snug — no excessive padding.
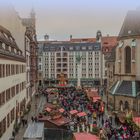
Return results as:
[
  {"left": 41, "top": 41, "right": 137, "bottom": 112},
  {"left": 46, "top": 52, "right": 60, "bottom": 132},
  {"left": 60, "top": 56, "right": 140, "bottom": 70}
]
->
[{"left": 108, "top": 10, "right": 140, "bottom": 115}]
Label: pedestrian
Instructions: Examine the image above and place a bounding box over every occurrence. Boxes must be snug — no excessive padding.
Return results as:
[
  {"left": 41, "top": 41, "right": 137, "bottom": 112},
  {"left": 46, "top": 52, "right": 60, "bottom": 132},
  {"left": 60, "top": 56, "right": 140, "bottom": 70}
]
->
[
  {"left": 34, "top": 116, "right": 37, "bottom": 122},
  {"left": 21, "top": 118, "right": 25, "bottom": 127},
  {"left": 12, "top": 130, "right": 15, "bottom": 138},
  {"left": 25, "top": 119, "right": 28, "bottom": 127},
  {"left": 101, "top": 118, "right": 104, "bottom": 127},
  {"left": 31, "top": 116, "right": 34, "bottom": 122},
  {"left": 109, "top": 116, "right": 112, "bottom": 125}
]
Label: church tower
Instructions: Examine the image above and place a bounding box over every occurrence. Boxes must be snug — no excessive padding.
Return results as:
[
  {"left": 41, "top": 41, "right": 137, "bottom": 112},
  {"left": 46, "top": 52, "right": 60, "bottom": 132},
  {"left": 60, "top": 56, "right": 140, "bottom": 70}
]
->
[
  {"left": 96, "top": 30, "right": 102, "bottom": 42},
  {"left": 30, "top": 8, "right": 36, "bottom": 29}
]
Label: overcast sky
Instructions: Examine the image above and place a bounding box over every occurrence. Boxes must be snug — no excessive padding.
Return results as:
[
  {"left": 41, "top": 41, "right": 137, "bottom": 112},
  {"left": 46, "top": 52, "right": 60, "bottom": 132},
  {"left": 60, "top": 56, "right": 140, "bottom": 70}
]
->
[{"left": 1, "top": 0, "right": 140, "bottom": 40}]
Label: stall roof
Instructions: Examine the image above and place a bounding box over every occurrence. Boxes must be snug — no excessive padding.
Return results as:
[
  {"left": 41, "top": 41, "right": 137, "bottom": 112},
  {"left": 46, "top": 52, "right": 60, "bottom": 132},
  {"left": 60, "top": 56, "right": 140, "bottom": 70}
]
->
[
  {"left": 23, "top": 122, "right": 44, "bottom": 139},
  {"left": 93, "top": 96, "right": 101, "bottom": 102},
  {"left": 77, "top": 112, "right": 87, "bottom": 117},
  {"left": 38, "top": 116, "right": 71, "bottom": 126},
  {"left": 74, "top": 133, "right": 99, "bottom": 140},
  {"left": 59, "top": 108, "right": 65, "bottom": 113},
  {"left": 45, "top": 107, "right": 51, "bottom": 112},
  {"left": 69, "top": 110, "right": 78, "bottom": 115},
  {"left": 133, "top": 117, "right": 140, "bottom": 126}
]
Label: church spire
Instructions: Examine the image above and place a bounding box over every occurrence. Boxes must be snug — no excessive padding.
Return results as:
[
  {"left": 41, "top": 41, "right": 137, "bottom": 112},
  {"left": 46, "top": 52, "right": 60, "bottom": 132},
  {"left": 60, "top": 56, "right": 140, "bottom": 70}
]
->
[{"left": 30, "top": 8, "right": 35, "bottom": 19}]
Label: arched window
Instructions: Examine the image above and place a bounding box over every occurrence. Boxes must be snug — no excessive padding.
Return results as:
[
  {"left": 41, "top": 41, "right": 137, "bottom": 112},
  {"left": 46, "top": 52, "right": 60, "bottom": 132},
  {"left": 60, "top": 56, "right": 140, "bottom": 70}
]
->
[
  {"left": 119, "top": 100, "right": 123, "bottom": 111},
  {"left": 125, "top": 46, "right": 131, "bottom": 73},
  {"left": 124, "top": 101, "right": 129, "bottom": 110},
  {"left": 133, "top": 100, "right": 137, "bottom": 111}
]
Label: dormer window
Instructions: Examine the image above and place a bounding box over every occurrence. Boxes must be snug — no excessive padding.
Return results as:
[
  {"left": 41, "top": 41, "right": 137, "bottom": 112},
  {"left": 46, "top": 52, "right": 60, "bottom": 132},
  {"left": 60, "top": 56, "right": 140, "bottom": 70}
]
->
[
  {"left": 118, "top": 41, "right": 124, "bottom": 48},
  {"left": 5, "top": 45, "right": 9, "bottom": 51},
  {"left": 131, "top": 39, "right": 136, "bottom": 47},
  {"left": 2, "top": 43, "right": 5, "bottom": 50},
  {"left": 104, "top": 42, "right": 108, "bottom": 44},
  {"left": 0, "top": 41, "right": 2, "bottom": 49},
  {"left": 105, "top": 48, "right": 109, "bottom": 52}
]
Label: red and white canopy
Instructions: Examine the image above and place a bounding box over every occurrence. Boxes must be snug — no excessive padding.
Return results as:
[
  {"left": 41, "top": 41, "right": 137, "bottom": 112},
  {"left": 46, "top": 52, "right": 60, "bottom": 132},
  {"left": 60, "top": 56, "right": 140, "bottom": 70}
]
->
[
  {"left": 59, "top": 108, "right": 65, "bottom": 113},
  {"left": 44, "top": 107, "right": 51, "bottom": 112},
  {"left": 77, "top": 112, "right": 87, "bottom": 117},
  {"left": 70, "top": 110, "right": 78, "bottom": 115}
]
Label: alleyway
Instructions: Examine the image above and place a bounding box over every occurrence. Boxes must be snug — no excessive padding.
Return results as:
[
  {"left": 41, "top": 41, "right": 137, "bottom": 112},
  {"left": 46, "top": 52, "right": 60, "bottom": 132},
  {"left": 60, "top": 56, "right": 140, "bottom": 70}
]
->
[{"left": 15, "top": 94, "right": 46, "bottom": 140}]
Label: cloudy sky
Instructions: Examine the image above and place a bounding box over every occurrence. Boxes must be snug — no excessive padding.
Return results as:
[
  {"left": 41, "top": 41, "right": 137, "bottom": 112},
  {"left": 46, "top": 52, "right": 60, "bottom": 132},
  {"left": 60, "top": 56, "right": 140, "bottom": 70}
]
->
[{"left": 1, "top": 0, "right": 140, "bottom": 40}]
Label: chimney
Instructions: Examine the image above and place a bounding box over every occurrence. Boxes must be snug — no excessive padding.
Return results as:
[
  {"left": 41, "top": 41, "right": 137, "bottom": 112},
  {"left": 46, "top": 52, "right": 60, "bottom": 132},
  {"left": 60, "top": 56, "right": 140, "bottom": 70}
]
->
[
  {"left": 44, "top": 34, "right": 49, "bottom": 41},
  {"left": 107, "top": 34, "right": 109, "bottom": 37},
  {"left": 70, "top": 35, "right": 72, "bottom": 40}
]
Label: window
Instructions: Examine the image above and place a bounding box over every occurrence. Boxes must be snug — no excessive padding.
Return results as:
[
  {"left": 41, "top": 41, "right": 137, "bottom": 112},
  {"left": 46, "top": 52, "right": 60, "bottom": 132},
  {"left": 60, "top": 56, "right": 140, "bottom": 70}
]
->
[
  {"left": 16, "top": 84, "right": 19, "bottom": 94},
  {"left": 3, "top": 65, "right": 5, "bottom": 77},
  {"left": 69, "top": 46, "right": 73, "bottom": 50},
  {"left": 7, "top": 114, "right": 10, "bottom": 128},
  {"left": 39, "top": 58, "right": 41, "bottom": 62},
  {"left": 6, "top": 64, "right": 9, "bottom": 76},
  {"left": 6, "top": 88, "right": 10, "bottom": 101},
  {"left": 11, "top": 108, "right": 15, "bottom": 123},
  {"left": 125, "top": 46, "right": 131, "bottom": 73},
  {"left": 11, "top": 86, "right": 15, "bottom": 97},
  {"left": 0, "top": 118, "right": 6, "bottom": 136},
  {"left": 0, "top": 41, "right": 2, "bottom": 48},
  {"left": 88, "top": 46, "right": 92, "bottom": 50},
  {"left": 0, "top": 64, "right": 2, "bottom": 78},
  {"left": 82, "top": 46, "right": 86, "bottom": 50}
]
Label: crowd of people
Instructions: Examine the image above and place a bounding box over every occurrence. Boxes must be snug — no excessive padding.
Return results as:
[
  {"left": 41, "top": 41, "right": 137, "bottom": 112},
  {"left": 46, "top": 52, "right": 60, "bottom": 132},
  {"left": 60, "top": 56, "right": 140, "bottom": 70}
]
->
[
  {"left": 39, "top": 87, "right": 140, "bottom": 140},
  {"left": 99, "top": 119, "right": 140, "bottom": 140}
]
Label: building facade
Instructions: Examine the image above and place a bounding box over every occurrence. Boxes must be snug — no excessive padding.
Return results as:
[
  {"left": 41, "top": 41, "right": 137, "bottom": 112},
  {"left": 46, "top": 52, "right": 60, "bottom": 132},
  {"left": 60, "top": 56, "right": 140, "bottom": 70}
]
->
[
  {"left": 38, "top": 40, "right": 102, "bottom": 87},
  {"left": 108, "top": 10, "right": 140, "bottom": 115},
  {"left": 38, "top": 32, "right": 117, "bottom": 88},
  {"left": 0, "top": 25, "right": 26, "bottom": 140},
  {"left": 22, "top": 9, "right": 38, "bottom": 101}
]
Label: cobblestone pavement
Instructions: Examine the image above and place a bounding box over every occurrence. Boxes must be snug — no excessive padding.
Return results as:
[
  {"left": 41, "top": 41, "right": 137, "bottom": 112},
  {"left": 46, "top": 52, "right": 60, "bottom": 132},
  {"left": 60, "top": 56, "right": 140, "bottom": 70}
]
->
[{"left": 15, "top": 94, "right": 46, "bottom": 140}]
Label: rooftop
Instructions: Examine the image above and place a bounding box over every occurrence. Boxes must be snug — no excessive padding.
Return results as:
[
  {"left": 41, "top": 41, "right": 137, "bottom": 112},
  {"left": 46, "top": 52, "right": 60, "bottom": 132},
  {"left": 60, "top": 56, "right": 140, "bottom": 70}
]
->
[{"left": 118, "top": 10, "right": 140, "bottom": 40}]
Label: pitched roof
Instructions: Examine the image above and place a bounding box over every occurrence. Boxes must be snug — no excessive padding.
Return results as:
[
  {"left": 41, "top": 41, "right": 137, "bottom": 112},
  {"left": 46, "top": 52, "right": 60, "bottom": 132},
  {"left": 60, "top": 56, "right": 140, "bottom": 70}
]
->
[
  {"left": 70, "top": 38, "right": 96, "bottom": 42},
  {"left": 118, "top": 10, "right": 140, "bottom": 40},
  {"left": 101, "top": 36, "right": 117, "bottom": 48},
  {"left": 109, "top": 80, "right": 140, "bottom": 97}
]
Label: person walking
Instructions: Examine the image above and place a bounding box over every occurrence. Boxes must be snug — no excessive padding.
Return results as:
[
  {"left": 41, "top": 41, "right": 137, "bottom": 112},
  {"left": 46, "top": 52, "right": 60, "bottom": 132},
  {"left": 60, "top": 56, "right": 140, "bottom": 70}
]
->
[
  {"left": 101, "top": 117, "right": 104, "bottom": 127},
  {"left": 31, "top": 116, "right": 34, "bottom": 122}
]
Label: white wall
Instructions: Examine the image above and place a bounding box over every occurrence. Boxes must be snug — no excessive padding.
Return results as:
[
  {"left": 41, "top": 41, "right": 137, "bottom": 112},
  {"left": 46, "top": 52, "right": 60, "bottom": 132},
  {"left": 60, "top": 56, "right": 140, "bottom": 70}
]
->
[{"left": 0, "top": 59, "right": 26, "bottom": 140}]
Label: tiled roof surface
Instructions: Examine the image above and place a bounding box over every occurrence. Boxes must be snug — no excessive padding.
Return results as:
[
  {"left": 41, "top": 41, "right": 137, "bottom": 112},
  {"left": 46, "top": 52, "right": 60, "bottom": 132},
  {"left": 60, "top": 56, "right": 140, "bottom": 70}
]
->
[
  {"left": 102, "top": 36, "right": 117, "bottom": 47},
  {"left": 116, "top": 81, "right": 132, "bottom": 95},
  {"left": 101, "top": 36, "right": 117, "bottom": 54},
  {"left": 110, "top": 80, "right": 140, "bottom": 97},
  {"left": 70, "top": 38, "right": 96, "bottom": 42},
  {"left": 118, "top": 10, "right": 140, "bottom": 40}
]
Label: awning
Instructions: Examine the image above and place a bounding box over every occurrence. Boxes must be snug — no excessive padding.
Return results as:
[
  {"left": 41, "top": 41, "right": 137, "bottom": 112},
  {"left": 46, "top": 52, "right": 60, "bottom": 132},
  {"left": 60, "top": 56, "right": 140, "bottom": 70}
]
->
[
  {"left": 133, "top": 117, "right": 140, "bottom": 127},
  {"left": 93, "top": 96, "right": 101, "bottom": 102},
  {"left": 59, "top": 108, "right": 65, "bottom": 113},
  {"left": 77, "top": 112, "right": 87, "bottom": 117},
  {"left": 44, "top": 107, "right": 51, "bottom": 112},
  {"left": 69, "top": 110, "right": 78, "bottom": 115},
  {"left": 74, "top": 132, "right": 99, "bottom": 140}
]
